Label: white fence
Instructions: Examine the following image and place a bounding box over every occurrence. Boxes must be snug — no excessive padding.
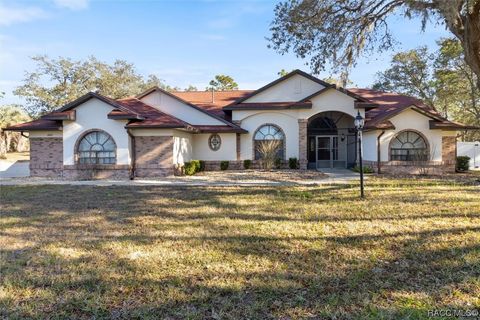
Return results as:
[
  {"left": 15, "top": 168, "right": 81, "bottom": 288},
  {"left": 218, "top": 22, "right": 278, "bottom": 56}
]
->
[{"left": 458, "top": 141, "right": 480, "bottom": 170}]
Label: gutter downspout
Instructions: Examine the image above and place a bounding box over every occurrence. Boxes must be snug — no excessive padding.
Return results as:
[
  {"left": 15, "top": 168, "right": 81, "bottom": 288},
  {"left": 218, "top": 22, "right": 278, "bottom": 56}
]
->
[
  {"left": 377, "top": 130, "right": 385, "bottom": 174},
  {"left": 127, "top": 129, "right": 136, "bottom": 180},
  {"left": 21, "top": 131, "right": 29, "bottom": 139}
]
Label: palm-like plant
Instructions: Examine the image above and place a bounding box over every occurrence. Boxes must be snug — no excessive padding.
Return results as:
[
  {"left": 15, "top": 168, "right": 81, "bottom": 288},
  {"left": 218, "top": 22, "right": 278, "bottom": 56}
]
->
[{"left": 256, "top": 140, "right": 281, "bottom": 170}]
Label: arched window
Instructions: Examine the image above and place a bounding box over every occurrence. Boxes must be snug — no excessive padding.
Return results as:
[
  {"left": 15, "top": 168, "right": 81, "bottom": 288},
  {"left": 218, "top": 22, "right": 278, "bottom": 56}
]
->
[
  {"left": 253, "top": 124, "right": 285, "bottom": 160},
  {"left": 77, "top": 130, "right": 116, "bottom": 164},
  {"left": 390, "top": 130, "right": 428, "bottom": 161}
]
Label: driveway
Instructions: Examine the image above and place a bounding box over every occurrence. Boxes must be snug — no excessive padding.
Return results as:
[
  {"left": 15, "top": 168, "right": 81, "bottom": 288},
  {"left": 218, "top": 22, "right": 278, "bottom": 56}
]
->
[
  {"left": 0, "top": 160, "right": 30, "bottom": 179},
  {"left": 0, "top": 168, "right": 361, "bottom": 186}
]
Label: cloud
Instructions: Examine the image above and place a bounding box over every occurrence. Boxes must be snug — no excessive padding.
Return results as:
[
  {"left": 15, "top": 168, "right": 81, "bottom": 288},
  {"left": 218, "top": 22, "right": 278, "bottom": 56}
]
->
[
  {"left": 53, "top": 0, "right": 89, "bottom": 10},
  {"left": 0, "top": 4, "right": 47, "bottom": 26}
]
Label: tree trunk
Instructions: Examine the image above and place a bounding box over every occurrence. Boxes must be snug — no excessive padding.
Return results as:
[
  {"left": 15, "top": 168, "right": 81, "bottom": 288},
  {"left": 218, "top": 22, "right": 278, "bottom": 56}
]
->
[{"left": 0, "top": 133, "right": 7, "bottom": 159}]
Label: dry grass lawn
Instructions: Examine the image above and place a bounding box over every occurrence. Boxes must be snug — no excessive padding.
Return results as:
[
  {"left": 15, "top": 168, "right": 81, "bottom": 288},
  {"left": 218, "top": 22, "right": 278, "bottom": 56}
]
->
[{"left": 1, "top": 177, "right": 479, "bottom": 319}]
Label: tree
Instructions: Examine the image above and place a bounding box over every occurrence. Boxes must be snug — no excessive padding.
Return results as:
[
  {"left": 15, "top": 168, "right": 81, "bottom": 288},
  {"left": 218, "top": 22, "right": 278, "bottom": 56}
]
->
[
  {"left": 372, "top": 47, "right": 436, "bottom": 107},
  {"left": 435, "top": 38, "right": 480, "bottom": 140},
  {"left": 207, "top": 75, "right": 238, "bottom": 91},
  {"left": 184, "top": 85, "right": 198, "bottom": 91},
  {"left": 277, "top": 69, "right": 291, "bottom": 77},
  {"left": 372, "top": 39, "right": 480, "bottom": 140},
  {"left": 323, "top": 76, "right": 354, "bottom": 87},
  {"left": 0, "top": 105, "right": 31, "bottom": 158},
  {"left": 14, "top": 56, "right": 172, "bottom": 117},
  {"left": 268, "top": 0, "right": 480, "bottom": 88}
]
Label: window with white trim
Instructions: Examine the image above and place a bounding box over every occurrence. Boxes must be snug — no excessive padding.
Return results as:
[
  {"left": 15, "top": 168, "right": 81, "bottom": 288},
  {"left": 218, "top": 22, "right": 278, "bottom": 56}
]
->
[{"left": 77, "top": 131, "right": 116, "bottom": 164}]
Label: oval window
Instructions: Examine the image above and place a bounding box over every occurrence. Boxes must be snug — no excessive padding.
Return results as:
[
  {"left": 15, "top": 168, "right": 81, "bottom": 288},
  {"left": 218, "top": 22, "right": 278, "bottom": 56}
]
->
[{"left": 208, "top": 134, "right": 221, "bottom": 151}]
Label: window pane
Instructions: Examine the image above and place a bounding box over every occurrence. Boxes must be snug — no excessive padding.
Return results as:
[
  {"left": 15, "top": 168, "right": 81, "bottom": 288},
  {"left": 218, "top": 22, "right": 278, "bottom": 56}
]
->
[
  {"left": 390, "top": 131, "right": 427, "bottom": 162},
  {"left": 77, "top": 131, "right": 116, "bottom": 164}
]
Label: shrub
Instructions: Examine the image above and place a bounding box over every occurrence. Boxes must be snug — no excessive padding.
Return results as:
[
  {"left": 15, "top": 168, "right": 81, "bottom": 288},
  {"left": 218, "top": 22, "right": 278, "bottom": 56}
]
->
[
  {"left": 274, "top": 158, "right": 282, "bottom": 169},
  {"left": 352, "top": 165, "right": 374, "bottom": 174},
  {"left": 243, "top": 159, "right": 252, "bottom": 169},
  {"left": 199, "top": 160, "right": 205, "bottom": 172},
  {"left": 256, "top": 140, "right": 281, "bottom": 170},
  {"left": 220, "top": 161, "right": 229, "bottom": 170},
  {"left": 456, "top": 156, "right": 470, "bottom": 172},
  {"left": 183, "top": 162, "right": 197, "bottom": 175},
  {"left": 288, "top": 157, "right": 299, "bottom": 169},
  {"left": 191, "top": 160, "right": 201, "bottom": 172}
]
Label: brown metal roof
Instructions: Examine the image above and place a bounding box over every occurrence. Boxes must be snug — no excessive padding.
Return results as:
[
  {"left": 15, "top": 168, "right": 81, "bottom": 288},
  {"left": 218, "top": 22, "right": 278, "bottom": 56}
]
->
[
  {"left": 4, "top": 119, "right": 62, "bottom": 131},
  {"left": 223, "top": 101, "right": 312, "bottom": 111}
]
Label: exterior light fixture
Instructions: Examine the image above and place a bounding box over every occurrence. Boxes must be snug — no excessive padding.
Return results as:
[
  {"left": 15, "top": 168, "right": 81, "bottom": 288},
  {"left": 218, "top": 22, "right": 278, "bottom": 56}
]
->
[{"left": 354, "top": 111, "right": 365, "bottom": 198}]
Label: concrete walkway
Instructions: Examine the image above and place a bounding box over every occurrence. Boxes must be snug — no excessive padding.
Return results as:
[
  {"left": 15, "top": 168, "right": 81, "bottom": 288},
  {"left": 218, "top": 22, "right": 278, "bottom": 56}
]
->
[
  {"left": 0, "top": 160, "right": 30, "bottom": 179},
  {"left": 0, "top": 169, "right": 362, "bottom": 187}
]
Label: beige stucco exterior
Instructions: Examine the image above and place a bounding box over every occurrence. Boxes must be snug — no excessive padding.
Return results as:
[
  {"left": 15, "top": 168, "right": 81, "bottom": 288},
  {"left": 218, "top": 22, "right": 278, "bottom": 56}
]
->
[{"left": 17, "top": 71, "right": 462, "bottom": 178}]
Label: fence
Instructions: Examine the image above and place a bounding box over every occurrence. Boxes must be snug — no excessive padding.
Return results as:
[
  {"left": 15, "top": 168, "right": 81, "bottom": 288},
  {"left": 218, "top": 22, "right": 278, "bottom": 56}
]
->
[{"left": 458, "top": 141, "right": 480, "bottom": 170}]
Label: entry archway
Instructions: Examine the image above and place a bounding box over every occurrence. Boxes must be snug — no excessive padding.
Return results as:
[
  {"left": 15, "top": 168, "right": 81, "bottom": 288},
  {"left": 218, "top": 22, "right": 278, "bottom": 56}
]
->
[{"left": 307, "top": 111, "right": 356, "bottom": 169}]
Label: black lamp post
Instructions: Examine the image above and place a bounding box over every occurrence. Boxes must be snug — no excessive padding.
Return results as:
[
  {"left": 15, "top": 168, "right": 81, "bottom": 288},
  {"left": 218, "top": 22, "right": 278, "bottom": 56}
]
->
[{"left": 354, "top": 111, "right": 365, "bottom": 198}]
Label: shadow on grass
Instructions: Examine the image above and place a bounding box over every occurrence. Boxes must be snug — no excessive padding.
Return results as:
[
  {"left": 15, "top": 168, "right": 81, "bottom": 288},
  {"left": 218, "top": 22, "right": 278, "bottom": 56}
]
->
[{"left": 1, "top": 183, "right": 479, "bottom": 319}]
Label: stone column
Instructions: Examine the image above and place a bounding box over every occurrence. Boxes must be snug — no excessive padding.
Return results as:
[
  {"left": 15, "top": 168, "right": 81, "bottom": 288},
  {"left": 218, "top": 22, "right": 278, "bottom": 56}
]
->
[
  {"left": 298, "top": 119, "right": 308, "bottom": 169},
  {"left": 442, "top": 135, "right": 457, "bottom": 173},
  {"left": 233, "top": 120, "right": 242, "bottom": 161}
]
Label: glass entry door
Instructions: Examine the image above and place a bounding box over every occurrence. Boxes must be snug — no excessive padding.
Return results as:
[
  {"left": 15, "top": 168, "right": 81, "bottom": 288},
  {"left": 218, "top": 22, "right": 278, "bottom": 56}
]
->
[
  {"left": 316, "top": 136, "right": 343, "bottom": 169},
  {"left": 316, "top": 136, "right": 332, "bottom": 168}
]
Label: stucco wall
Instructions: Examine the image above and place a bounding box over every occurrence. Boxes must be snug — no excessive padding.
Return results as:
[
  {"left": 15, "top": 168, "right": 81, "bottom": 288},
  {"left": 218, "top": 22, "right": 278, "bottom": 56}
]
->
[
  {"left": 378, "top": 109, "right": 446, "bottom": 162},
  {"left": 245, "top": 74, "right": 324, "bottom": 103},
  {"left": 173, "top": 130, "right": 193, "bottom": 164},
  {"left": 362, "top": 131, "right": 378, "bottom": 162},
  {"left": 233, "top": 88, "right": 361, "bottom": 161},
  {"left": 236, "top": 112, "right": 299, "bottom": 160},
  {"left": 192, "top": 133, "right": 237, "bottom": 161},
  {"left": 363, "top": 109, "right": 458, "bottom": 163},
  {"left": 62, "top": 98, "right": 130, "bottom": 165},
  {"left": 140, "top": 91, "right": 224, "bottom": 125}
]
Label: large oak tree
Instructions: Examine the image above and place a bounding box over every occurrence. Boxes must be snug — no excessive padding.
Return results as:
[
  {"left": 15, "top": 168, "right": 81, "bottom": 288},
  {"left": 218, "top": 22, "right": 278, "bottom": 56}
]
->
[
  {"left": 269, "top": 0, "right": 480, "bottom": 88},
  {"left": 14, "top": 56, "right": 170, "bottom": 117}
]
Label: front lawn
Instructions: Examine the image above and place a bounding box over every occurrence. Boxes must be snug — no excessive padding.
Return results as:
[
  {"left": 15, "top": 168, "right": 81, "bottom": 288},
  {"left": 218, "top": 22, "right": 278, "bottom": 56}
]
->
[{"left": 1, "top": 178, "right": 479, "bottom": 319}]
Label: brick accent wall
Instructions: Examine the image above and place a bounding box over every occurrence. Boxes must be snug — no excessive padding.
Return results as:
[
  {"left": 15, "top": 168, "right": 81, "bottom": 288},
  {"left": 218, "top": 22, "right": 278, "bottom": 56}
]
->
[
  {"left": 29, "top": 138, "right": 63, "bottom": 177},
  {"left": 63, "top": 164, "right": 130, "bottom": 180},
  {"left": 298, "top": 119, "right": 308, "bottom": 169},
  {"left": 442, "top": 136, "right": 457, "bottom": 173},
  {"left": 233, "top": 120, "right": 242, "bottom": 161},
  {"left": 134, "top": 136, "right": 174, "bottom": 177}
]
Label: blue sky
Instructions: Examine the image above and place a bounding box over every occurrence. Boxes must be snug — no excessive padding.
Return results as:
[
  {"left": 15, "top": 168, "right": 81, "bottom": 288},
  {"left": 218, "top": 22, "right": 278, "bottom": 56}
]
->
[{"left": 1, "top": 0, "right": 450, "bottom": 105}]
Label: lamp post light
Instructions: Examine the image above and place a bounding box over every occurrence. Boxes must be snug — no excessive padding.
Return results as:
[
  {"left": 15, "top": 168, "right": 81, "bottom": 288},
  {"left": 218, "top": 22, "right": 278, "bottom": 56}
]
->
[{"left": 354, "top": 111, "right": 365, "bottom": 198}]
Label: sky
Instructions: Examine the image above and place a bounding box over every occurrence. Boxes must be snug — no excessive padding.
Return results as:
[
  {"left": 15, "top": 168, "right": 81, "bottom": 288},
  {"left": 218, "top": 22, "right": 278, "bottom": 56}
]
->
[{"left": 0, "top": 0, "right": 451, "bottom": 105}]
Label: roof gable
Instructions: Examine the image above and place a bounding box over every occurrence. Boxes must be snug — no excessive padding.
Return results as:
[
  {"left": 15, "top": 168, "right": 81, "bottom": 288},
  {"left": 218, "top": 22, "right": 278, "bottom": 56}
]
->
[
  {"left": 232, "top": 70, "right": 331, "bottom": 104},
  {"left": 137, "top": 86, "right": 240, "bottom": 127}
]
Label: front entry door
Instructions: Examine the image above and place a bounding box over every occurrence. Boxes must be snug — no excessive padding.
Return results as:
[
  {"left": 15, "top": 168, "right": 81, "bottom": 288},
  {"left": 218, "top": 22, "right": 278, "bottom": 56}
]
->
[
  {"left": 316, "top": 136, "right": 341, "bottom": 169},
  {"left": 316, "top": 136, "right": 331, "bottom": 168}
]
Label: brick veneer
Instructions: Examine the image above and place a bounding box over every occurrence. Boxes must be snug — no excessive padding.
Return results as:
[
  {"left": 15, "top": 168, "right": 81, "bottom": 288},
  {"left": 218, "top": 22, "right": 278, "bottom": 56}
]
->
[
  {"left": 29, "top": 138, "right": 63, "bottom": 177},
  {"left": 233, "top": 120, "right": 241, "bottom": 161},
  {"left": 298, "top": 119, "right": 308, "bottom": 169},
  {"left": 134, "top": 136, "right": 174, "bottom": 177},
  {"left": 442, "top": 136, "right": 457, "bottom": 173},
  {"left": 63, "top": 164, "right": 130, "bottom": 180}
]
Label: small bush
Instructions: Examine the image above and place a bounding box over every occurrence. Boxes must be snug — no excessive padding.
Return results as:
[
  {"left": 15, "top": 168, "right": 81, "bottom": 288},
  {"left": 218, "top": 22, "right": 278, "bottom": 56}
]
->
[
  {"left": 352, "top": 165, "right": 374, "bottom": 174},
  {"left": 183, "top": 162, "right": 197, "bottom": 175},
  {"left": 243, "top": 159, "right": 252, "bottom": 169},
  {"left": 191, "top": 160, "right": 201, "bottom": 172},
  {"left": 220, "top": 161, "right": 229, "bottom": 170},
  {"left": 199, "top": 160, "right": 205, "bottom": 172},
  {"left": 274, "top": 158, "right": 282, "bottom": 169},
  {"left": 288, "top": 157, "right": 299, "bottom": 169},
  {"left": 456, "top": 156, "right": 470, "bottom": 171}
]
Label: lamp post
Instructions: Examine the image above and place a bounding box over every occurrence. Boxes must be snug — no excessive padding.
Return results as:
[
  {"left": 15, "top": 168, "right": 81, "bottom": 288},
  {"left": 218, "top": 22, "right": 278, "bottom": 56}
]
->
[{"left": 354, "top": 111, "right": 365, "bottom": 198}]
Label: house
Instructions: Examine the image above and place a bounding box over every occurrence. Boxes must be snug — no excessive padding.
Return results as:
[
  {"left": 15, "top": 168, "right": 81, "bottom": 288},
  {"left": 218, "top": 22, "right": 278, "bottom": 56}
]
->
[{"left": 4, "top": 70, "right": 475, "bottom": 179}]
